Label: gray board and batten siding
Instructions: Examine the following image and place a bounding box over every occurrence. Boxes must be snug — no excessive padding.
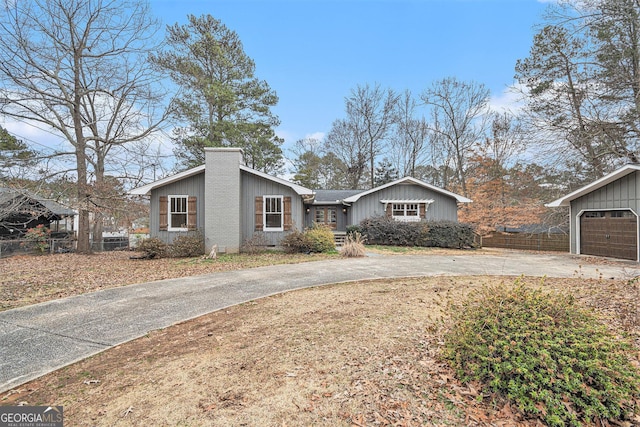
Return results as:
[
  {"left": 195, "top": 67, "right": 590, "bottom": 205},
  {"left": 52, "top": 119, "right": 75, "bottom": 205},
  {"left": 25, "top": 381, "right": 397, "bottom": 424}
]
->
[
  {"left": 568, "top": 170, "right": 640, "bottom": 255},
  {"left": 547, "top": 165, "right": 640, "bottom": 261},
  {"left": 348, "top": 182, "right": 460, "bottom": 224},
  {"left": 150, "top": 171, "right": 205, "bottom": 245},
  {"left": 240, "top": 171, "right": 306, "bottom": 247},
  {"left": 133, "top": 149, "right": 470, "bottom": 253}
]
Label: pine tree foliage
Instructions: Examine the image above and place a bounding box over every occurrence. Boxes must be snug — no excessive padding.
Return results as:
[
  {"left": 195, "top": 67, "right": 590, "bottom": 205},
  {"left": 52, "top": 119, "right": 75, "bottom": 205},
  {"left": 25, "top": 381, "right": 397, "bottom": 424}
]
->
[{"left": 152, "top": 14, "right": 284, "bottom": 173}]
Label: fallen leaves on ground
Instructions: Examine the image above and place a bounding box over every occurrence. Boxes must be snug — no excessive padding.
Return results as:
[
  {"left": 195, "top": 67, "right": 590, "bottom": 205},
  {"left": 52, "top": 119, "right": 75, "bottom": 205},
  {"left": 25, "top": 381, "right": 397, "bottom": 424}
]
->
[
  {"left": 0, "top": 251, "right": 335, "bottom": 311},
  {"left": 2, "top": 275, "right": 638, "bottom": 426}
]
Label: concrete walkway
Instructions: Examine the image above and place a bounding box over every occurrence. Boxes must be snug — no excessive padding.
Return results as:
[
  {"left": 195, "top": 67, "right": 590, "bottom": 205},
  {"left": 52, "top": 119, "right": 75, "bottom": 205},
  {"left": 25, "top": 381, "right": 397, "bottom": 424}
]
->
[{"left": 1, "top": 251, "right": 638, "bottom": 392}]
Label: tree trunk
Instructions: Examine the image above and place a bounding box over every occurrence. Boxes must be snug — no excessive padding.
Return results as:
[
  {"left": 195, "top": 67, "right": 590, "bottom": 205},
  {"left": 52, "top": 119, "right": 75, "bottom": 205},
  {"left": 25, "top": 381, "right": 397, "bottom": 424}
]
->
[{"left": 73, "top": 46, "right": 91, "bottom": 254}]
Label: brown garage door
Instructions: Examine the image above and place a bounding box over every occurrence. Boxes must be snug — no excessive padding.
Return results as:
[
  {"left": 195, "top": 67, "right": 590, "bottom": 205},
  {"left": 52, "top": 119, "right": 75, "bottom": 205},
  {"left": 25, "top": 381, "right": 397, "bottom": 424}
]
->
[{"left": 580, "top": 210, "right": 637, "bottom": 260}]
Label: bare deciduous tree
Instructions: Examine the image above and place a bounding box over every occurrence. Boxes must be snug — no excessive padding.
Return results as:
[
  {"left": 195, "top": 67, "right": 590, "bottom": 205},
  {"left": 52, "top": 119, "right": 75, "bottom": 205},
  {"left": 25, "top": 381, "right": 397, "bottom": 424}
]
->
[
  {"left": 421, "top": 77, "right": 490, "bottom": 196},
  {"left": 0, "top": 0, "right": 169, "bottom": 253},
  {"left": 324, "top": 119, "right": 369, "bottom": 189},
  {"left": 345, "top": 84, "right": 399, "bottom": 188},
  {"left": 390, "top": 90, "right": 430, "bottom": 178}
]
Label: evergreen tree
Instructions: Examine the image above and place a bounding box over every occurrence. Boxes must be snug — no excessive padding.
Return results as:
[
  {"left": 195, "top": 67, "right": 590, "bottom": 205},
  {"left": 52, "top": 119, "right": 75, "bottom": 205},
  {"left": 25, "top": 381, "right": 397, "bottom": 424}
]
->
[
  {"left": 153, "top": 14, "right": 283, "bottom": 173},
  {"left": 374, "top": 158, "right": 399, "bottom": 186},
  {"left": 0, "top": 127, "right": 37, "bottom": 179}
]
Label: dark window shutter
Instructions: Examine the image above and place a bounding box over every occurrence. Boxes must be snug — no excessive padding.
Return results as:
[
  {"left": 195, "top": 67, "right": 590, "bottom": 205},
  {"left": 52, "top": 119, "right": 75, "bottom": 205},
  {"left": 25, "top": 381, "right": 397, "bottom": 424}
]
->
[
  {"left": 283, "top": 196, "right": 292, "bottom": 231},
  {"left": 187, "top": 196, "right": 197, "bottom": 229},
  {"left": 420, "top": 203, "right": 426, "bottom": 219},
  {"left": 159, "top": 196, "right": 168, "bottom": 231},
  {"left": 255, "top": 196, "right": 263, "bottom": 231},
  {"left": 385, "top": 203, "right": 392, "bottom": 217}
]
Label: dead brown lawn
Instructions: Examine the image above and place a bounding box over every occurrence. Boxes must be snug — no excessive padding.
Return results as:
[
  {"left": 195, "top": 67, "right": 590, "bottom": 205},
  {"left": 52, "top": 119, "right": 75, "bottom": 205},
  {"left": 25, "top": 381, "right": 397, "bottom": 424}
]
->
[
  {"left": 1, "top": 267, "right": 639, "bottom": 426},
  {"left": 0, "top": 251, "right": 339, "bottom": 311},
  {"left": 0, "top": 246, "right": 495, "bottom": 311}
]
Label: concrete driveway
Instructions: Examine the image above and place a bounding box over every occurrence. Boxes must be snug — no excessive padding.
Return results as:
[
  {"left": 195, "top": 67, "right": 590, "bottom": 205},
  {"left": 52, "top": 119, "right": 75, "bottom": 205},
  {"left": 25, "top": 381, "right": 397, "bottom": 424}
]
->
[{"left": 1, "top": 251, "right": 638, "bottom": 392}]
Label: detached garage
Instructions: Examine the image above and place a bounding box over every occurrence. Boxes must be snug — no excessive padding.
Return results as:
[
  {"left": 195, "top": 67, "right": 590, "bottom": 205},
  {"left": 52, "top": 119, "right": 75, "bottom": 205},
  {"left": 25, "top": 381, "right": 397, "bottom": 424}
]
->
[{"left": 547, "top": 165, "right": 640, "bottom": 262}]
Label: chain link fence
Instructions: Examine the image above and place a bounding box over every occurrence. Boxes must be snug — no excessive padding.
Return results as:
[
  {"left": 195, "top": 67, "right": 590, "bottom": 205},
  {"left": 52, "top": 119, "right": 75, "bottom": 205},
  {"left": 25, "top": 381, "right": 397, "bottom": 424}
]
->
[{"left": 0, "top": 236, "right": 132, "bottom": 258}]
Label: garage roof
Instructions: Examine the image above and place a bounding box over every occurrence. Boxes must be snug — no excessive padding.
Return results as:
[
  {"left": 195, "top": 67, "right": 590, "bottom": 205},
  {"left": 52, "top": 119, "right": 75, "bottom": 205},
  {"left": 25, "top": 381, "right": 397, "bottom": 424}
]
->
[{"left": 546, "top": 164, "right": 640, "bottom": 207}]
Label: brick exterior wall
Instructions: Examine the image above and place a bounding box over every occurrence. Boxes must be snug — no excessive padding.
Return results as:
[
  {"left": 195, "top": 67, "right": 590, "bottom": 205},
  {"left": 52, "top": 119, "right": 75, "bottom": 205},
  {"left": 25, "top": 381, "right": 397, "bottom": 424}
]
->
[{"left": 204, "top": 148, "right": 243, "bottom": 253}]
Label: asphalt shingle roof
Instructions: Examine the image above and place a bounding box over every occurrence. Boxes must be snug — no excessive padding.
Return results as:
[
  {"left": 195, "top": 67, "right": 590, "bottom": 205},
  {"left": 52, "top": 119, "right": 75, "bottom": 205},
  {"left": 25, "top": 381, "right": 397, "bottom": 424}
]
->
[{"left": 312, "top": 189, "right": 363, "bottom": 203}]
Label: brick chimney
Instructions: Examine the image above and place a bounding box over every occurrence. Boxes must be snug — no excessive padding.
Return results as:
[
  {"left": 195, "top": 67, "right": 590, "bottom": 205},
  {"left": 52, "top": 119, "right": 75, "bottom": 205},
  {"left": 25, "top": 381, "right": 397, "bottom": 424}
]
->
[{"left": 204, "top": 147, "right": 244, "bottom": 253}]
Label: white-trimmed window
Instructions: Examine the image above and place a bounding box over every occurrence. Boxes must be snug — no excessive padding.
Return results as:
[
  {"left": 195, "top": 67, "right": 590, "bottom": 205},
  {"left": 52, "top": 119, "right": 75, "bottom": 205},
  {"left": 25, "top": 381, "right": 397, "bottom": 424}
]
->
[
  {"left": 159, "top": 195, "right": 196, "bottom": 232},
  {"left": 263, "top": 195, "right": 283, "bottom": 231},
  {"left": 392, "top": 203, "right": 420, "bottom": 222},
  {"left": 169, "top": 195, "right": 188, "bottom": 231}
]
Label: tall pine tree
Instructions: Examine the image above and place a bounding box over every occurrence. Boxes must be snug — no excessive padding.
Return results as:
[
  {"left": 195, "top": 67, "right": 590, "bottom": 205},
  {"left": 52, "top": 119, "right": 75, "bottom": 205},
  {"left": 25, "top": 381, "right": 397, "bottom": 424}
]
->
[{"left": 153, "top": 14, "right": 284, "bottom": 173}]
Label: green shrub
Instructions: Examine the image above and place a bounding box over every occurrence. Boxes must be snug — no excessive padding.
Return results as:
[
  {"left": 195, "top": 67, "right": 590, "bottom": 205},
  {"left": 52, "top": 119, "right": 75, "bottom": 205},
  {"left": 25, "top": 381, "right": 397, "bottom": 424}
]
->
[
  {"left": 137, "top": 237, "right": 168, "bottom": 259},
  {"left": 443, "top": 279, "right": 640, "bottom": 427},
  {"left": 346, "top": 225, "right": 361, "bottom": 237},
  {"left": 305, "top": 224, "right": 335, "bottom": 253},
  {"left": 424, "top": 221, "right": 476, "bottom": 249},
  {"left": 22, "top": 224, "right": 51, "bottom": 253},
  {"left": 358, "top": 216, "right": 475, "bottom": 248},
  {"left": 359, "top": 215, "right": 427, "bottom": 246},
  {"left": 281, "top": 225, "right": 335, "bottom": 254},
  {"left": 169, "top": 232, "right": 204, "bottom": 257}
]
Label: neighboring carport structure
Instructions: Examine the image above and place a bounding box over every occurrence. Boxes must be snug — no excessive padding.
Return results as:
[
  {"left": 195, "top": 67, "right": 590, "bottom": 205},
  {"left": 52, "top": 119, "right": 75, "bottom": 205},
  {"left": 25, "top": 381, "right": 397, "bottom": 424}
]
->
[
  {"left": 547, "top": 164, "right": 640, "bottom": 261},
  {"left": 0, "top": 187, "right": 76, "bottom": 238}
]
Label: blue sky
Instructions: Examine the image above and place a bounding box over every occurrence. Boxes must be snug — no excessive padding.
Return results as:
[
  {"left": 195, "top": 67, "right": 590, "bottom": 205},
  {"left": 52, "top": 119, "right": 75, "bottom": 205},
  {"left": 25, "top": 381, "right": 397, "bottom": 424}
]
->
[
  {"left": 1, "top": 0, "right": 550, "bottom": 174},
  {"left": 153, "top": 0, "right": 549, "bottom": 153}
]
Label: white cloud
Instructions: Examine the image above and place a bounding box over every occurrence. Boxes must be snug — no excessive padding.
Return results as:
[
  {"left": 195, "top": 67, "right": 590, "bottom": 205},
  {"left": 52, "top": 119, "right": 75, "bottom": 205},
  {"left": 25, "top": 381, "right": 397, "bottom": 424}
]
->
[
  {"left": 304, "top": 131, "right": 325, "bottom": 141},
  {"left": 0, "top": 118, "right": 69, "bottom": 153},
  {"left": 489, "top": 83, "right": 527, "bottom": 114}
]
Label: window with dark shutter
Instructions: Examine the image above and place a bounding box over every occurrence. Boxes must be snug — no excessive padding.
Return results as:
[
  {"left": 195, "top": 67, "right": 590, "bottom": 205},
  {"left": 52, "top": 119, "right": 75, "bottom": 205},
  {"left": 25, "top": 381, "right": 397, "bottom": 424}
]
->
[
  {"left": 187, "top": 197, "right": 197, "bottom": 229},
  {"left": 159, "top": 196, "right": 168, "bottom": 231},
  {"left": 283, "top": 196, "right": 292, "bottom": 231},
  {"left": 255, "top": 196, "right": 263, "bottom": 231}
]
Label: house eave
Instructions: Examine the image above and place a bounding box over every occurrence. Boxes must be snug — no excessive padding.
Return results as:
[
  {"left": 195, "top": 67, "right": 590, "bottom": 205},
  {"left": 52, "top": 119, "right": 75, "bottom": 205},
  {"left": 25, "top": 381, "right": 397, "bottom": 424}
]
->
[
  {"left": 239, "top": 165, "right": 313, "bottom": 196},
  {"left": 545, "top": 164, "right": 640, "bottom": 208},
  {"left": 380, "top": 199, "right": 435, "bottom": 204},
  {"left": 129, "top": 165, "right": 206, "bottom": 196},
  {"left": 128, "top": 163, "right": 314, "bottom": 198},
  {"left": 343, "top": 177, "right": 472, "bottom": 203}
]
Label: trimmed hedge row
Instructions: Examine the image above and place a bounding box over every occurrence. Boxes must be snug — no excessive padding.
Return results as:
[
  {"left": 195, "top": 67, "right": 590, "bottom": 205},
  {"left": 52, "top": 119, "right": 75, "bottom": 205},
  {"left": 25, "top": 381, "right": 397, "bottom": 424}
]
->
[{"left": 351, "top": 216, "right": 475, "bottom": 249}]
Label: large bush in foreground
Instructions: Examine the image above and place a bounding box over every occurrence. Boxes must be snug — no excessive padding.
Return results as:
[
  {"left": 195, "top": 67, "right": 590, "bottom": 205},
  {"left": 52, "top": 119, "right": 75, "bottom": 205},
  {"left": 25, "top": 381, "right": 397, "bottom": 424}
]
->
[
  {"left": 358, "top": 216, "right": 475, "bottom": 248},
  {"left": 443, "top": 280, "right": 640, "bottom": 426}
]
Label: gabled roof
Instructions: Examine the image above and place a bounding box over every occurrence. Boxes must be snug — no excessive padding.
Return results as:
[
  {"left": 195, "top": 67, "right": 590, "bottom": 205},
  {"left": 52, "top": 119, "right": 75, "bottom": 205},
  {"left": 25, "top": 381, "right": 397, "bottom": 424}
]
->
[
  {"left": 129, "top": 165, "right": 206, "bottom": 196},
  {"left": 128, "top": 164, "right": 314, "bottom": 196},
  {"left": 0, "top": 187, "right": 76, "bottom": 217},
  {"left": 546, "top": 164, "right": 640, "bottom": 207},
  {"left": 343, "top": 177, "right": 472, "bottom": 203},
  {"left": 239, "top": 165, "right": 313, "bottom": 196}
]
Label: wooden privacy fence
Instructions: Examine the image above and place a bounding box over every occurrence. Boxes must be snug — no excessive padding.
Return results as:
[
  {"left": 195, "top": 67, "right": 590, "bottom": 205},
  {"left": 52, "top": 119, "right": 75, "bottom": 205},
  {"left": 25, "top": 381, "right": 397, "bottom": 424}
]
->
[{"left": 480, "top": 232, "right": 570, "bottom": 252}]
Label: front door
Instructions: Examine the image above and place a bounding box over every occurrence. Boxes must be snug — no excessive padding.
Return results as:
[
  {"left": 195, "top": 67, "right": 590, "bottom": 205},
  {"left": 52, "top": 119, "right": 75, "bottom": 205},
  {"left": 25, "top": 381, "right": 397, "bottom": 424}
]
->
[{"left": 314, "top": 206, "right": 337, "bottom": 229}]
